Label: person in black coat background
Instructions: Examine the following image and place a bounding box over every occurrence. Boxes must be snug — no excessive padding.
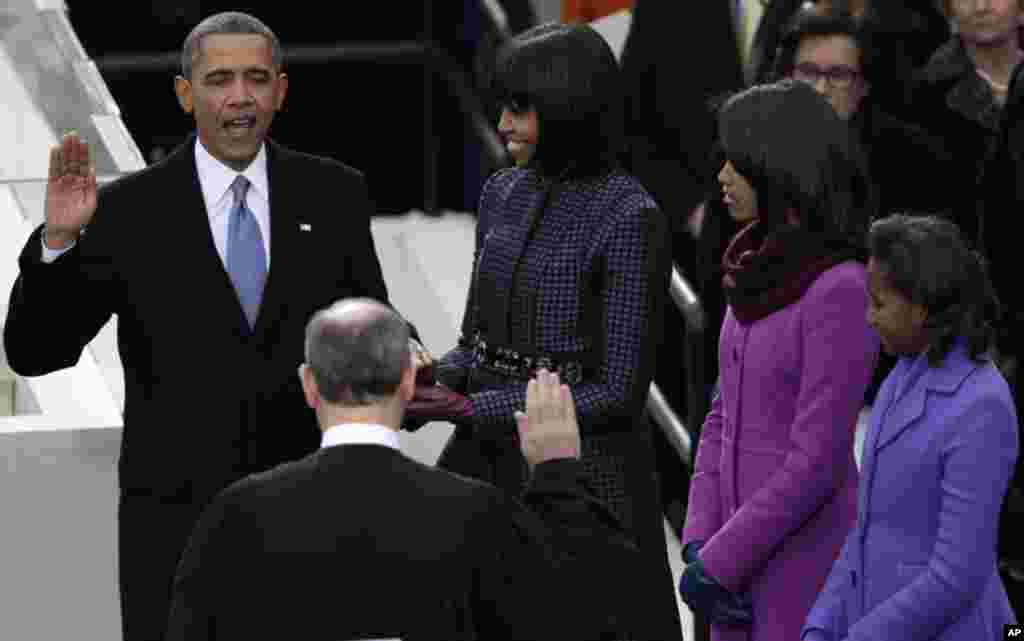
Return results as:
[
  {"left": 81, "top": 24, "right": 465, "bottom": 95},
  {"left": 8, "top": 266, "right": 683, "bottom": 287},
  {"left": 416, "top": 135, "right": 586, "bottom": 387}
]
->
[
  {"left": 979, "top": 56, "right": 1024, "bottom": 618},
  {"left": 771, "top": 7, "right": 957, "bottom": 220},
  {"left": 907, "top": 0, "right": 1024, "bottom": 246}
]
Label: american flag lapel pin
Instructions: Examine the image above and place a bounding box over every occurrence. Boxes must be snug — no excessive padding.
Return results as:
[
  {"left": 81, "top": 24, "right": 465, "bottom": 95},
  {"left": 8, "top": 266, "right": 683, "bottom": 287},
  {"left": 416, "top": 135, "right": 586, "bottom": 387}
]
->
[{"left": 299, "top": 223, "right": 312, "bottom": 232}]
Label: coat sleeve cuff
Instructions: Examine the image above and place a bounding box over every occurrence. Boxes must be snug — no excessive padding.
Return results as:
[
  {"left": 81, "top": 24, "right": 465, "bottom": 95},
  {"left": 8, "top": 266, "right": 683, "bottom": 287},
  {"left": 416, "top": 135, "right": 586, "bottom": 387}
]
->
[
  {"left": 528, "top": 458, "right": 584, "bottom": 493},
  {"left": 800, "top": 628, "right": 829, "bottom": 641},
  {"left": 681, "top": 517, "right": 720, "bottom": 549},
  {"left": 697, "top": 540, "right": 746, "bottom": 594}
]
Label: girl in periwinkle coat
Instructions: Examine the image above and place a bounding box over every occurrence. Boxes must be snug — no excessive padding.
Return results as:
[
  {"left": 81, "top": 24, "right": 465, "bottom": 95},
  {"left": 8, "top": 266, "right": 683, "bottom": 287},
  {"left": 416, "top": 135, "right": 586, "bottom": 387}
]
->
[
  {"left": 679, "top": 80, "right": 880, "bottom": 641},
  {"left": 802, "top": 215, "right": 1018, "bottom": 641}
]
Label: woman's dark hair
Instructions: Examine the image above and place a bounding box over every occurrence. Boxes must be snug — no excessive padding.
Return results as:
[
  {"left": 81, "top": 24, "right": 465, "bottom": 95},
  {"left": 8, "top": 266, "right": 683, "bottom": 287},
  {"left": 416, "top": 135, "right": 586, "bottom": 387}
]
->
[
  {"left": 772, "top": 7, "right": 878, "bottom": 86},
  {"left": 490, "top": 22, "right": 624, "bottom": 180},
  {"left": 869, "top": 214, "right": 1001, "bottom": 365},
  {"left": 718, "top": 79, "right": 874, "bottom": 248}
]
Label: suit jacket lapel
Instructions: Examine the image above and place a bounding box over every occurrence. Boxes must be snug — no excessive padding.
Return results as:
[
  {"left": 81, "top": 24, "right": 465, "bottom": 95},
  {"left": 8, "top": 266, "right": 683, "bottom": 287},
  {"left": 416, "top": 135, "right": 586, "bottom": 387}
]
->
[
  {"left": 251, "top": 140, "right": 300, "bottom": 340},
  {"left": 170, "top": 136, "right": 253, "bottom": 335}
]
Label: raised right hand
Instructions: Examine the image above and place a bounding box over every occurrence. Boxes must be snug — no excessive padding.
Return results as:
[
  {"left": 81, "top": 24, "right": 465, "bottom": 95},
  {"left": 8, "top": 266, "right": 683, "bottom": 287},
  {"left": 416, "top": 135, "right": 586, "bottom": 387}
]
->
[
  {"left": 44, "top": 132, "right": 97, "bottom": 249},
  {"left": 515, "top": 370, "right": 581, "bottom": 468}
]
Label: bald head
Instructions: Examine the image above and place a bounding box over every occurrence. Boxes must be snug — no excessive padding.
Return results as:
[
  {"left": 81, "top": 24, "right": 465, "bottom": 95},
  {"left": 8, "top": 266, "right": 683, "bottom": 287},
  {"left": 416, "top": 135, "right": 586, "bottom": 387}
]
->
[{"left": 304, "top": 299, "right": 411, "bottom": 406}]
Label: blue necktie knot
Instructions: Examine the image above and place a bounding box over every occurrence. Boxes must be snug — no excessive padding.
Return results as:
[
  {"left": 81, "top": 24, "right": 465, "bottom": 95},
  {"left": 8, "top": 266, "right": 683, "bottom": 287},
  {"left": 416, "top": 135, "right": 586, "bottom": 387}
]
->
[{"left": 231, "top": 175, "right": 251, "bottom": 207}]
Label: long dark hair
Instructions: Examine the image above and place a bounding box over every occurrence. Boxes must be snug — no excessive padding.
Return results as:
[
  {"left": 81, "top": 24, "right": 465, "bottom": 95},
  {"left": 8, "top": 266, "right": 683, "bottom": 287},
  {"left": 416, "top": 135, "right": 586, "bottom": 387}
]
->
[
  {"left": 869, "top": 214, "right": 1001, "bottom": 365},
  {"left": 490, "top": 22, "right": 625, "bottom": 181},
  {"left": 718, "top": 79, "right": 875, "bottom": 251}
]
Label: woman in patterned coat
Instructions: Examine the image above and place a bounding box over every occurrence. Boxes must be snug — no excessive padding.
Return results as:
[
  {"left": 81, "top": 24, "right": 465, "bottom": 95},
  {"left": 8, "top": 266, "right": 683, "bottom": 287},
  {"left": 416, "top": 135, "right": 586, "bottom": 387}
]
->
[
  {"left": 678, "top": 80, "right": 880, "bottom": 641},
  {"left": 422, "top": 22, "right": 681, "bottom": 640}
]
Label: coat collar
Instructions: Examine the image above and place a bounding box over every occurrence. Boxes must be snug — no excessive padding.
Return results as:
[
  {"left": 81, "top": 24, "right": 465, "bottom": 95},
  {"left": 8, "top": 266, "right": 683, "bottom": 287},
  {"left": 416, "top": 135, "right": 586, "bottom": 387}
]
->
[
  {"left": 857, "top": 341, "right": 980, "bottom": 533},
  {"left": 873, "top": 340, "right": 982, "bottom": 452},
  {"left": 922, "top": 36, "right": 1004, "bottom": 132},
  {"left": 921, "top": 37, "right": 974, "bottom": 87},
  {"left": 251, "top": 138, "right": 303, "bottom": 341}
]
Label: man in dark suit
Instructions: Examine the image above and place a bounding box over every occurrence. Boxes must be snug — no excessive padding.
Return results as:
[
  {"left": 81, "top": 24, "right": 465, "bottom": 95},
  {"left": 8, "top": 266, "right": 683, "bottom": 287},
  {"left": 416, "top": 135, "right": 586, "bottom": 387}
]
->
[
  {"left": 166, "top": 298, "right": 640, "bottom": 641},
  {"left": 2, "top": 12, "right": 398, "bottom": 641}
]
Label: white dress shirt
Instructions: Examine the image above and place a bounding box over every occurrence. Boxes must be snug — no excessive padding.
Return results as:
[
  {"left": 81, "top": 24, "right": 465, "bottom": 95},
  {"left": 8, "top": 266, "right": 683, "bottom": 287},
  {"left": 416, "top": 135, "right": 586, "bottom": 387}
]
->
[
  {"left": 193, "top": 138, "right": 271, "bottom": 269},
  {"left": 320, "top": 422, "right": 401, "bottom": 451},
  {"left": 42, "top": 139, "right": 272, "bottom": 268}
]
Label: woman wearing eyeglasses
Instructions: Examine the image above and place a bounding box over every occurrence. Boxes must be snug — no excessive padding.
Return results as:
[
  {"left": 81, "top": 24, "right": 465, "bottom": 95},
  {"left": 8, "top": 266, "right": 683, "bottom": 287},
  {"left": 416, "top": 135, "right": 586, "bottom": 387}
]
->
[
  {"left": 773, "top": 7, "right": 957, "bottom": 221},
  {"left": 743, "top": 7, "right": 957, "bottom": 407}
]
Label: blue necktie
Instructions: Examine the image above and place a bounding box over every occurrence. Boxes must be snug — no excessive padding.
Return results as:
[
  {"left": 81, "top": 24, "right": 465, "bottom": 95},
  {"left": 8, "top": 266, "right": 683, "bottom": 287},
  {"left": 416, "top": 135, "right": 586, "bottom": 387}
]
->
[{"left": 227, "top": 176, "right": 267, "bottom": 329}]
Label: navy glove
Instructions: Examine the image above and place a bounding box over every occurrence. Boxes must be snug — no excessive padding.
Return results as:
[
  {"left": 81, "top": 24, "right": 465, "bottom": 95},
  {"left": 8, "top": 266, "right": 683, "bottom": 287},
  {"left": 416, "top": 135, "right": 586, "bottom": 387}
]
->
[
  {"left": 678, "top": 558, "right": 753, "bottom": 626},
  {"left": 682, "top": 539, "right": 705, "bottom": 565}
]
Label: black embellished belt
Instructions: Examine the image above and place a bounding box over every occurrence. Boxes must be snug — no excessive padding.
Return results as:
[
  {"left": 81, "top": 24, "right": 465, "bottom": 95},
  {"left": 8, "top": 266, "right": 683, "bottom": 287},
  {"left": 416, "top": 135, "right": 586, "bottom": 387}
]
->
[{"left": 466, "top": 332, "right": 589, "bottom": 385}]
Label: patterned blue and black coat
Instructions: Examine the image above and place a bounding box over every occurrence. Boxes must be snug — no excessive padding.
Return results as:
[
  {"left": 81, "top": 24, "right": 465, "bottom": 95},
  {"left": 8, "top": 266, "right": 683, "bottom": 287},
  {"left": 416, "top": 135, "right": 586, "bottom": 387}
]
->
[{"left": 436, "top": 165, "right": 679, "bottom": 637}]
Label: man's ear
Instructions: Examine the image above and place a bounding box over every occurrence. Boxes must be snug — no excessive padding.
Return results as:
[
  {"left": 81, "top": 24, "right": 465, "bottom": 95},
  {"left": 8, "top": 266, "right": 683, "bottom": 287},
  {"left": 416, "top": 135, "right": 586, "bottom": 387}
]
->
[
  {"left": 911, "top": 303, "right": 928, "bottom": 331},
  {"left": 274, "top": 72, "right": 289, "bottom": 111},
  {"left": 174, "top": 76, "right": 194, "bottom": 115},
  {"left": 298, "top": 364, "right": 320, "bottom": 410}
]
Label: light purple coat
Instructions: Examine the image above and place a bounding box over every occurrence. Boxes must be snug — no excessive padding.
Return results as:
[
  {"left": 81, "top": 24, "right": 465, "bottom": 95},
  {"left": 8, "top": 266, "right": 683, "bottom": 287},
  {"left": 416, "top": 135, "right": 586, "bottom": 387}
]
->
[
  {"left": 802, "top": 343, "right": 1019, "bottom": 641},
  {"left": 682, "top": 261, "right": 880, "bottom": 641}
]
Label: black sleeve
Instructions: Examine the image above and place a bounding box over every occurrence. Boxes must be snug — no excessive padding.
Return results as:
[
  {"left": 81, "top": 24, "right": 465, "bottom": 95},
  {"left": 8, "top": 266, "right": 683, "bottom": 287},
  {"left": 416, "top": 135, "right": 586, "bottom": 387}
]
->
[
  {"left": 4, "top": 211, "right": 120, "bottom": 377},
  {"left": 472, "top": 459, "right": 642, "bottom": 640},
  {"left": 165, "top": 490, "right": 240, "bottom": 641}
]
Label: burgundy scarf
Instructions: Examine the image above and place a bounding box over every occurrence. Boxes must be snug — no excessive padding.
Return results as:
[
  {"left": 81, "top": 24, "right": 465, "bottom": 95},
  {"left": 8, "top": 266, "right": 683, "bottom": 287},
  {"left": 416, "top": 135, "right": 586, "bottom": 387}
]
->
[{"left": 722, "top": 220, "right": 862, "bottom": 324}]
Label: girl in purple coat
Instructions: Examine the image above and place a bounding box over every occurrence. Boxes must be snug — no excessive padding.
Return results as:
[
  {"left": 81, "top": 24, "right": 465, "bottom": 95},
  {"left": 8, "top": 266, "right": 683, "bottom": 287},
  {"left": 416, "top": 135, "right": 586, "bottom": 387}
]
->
[
  {"left": 802, "top": 214, "right": 1018, "bottom": 640},
  {"left": 679, "top": 80, "right": 880, "bottom": 641}
]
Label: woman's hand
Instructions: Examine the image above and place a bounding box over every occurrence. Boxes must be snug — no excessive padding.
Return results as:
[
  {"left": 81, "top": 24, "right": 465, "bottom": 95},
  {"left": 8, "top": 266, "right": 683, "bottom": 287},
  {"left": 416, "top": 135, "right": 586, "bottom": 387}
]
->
[
  {"left": 678, "top": 558, "right": 753, "bottom": 626},
  {"left": 410, "top": 339, "right": 435, "bottom": 385}
]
